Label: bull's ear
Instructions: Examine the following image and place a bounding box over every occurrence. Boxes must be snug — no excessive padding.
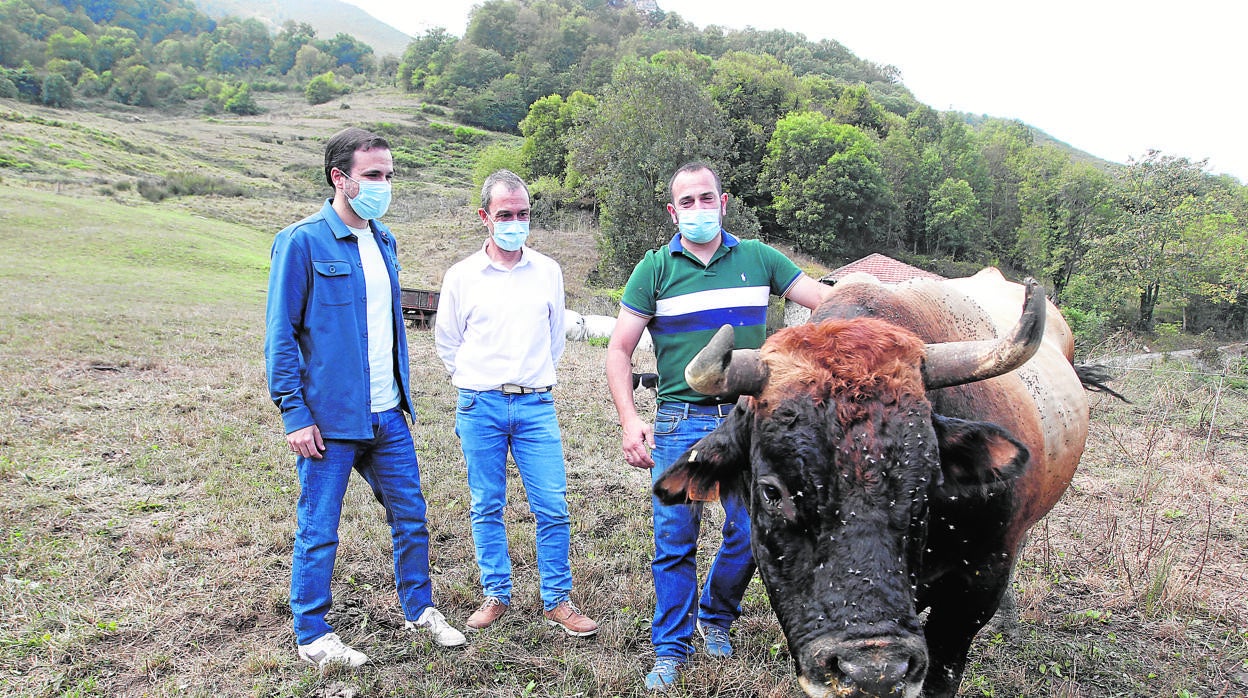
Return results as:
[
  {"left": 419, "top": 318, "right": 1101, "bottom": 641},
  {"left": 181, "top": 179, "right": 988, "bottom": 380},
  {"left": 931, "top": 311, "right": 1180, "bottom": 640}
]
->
[
  {"left": 931, "top": 414, "right": 1029, "bottom": 495},
  {"left": 654, "top": 407, "right": 750, "bottom": 505}
]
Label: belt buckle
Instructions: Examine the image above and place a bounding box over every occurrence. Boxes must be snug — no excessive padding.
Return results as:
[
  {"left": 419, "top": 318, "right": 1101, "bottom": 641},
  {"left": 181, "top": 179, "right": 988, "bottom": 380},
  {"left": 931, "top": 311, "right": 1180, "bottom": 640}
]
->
[
  {"left": 716, "top": 403, "right": 734, "bottom": 418},
  {"left": 501, "top": 383, "right": 524, "bottom": 394}
]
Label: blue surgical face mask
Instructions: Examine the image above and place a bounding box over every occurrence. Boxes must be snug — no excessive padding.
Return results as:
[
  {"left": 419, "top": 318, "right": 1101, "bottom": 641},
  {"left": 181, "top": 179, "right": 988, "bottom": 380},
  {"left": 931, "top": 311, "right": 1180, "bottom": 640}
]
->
[
  {"left": 492, "top": 219, "right": 529, "bottom": 251},
  {"left": 677, "top": 207, "right": 722, "bottom": 244},
  {"left": 342, "top": 172, "right": 392, "bottom": 220}
]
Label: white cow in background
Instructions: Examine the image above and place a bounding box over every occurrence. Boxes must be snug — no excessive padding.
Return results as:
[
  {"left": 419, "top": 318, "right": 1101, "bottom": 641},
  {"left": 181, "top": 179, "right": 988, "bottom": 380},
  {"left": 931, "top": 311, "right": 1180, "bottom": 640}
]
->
[{"left": 564, "top": 310, "right": 652, "bottom": 351}]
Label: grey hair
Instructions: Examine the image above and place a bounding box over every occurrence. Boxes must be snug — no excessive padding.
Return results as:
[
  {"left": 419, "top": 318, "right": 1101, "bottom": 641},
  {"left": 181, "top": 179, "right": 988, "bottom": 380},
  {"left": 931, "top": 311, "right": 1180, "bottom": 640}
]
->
[{"left": 480, "top": 169, "right": 529, "bottom": 213}]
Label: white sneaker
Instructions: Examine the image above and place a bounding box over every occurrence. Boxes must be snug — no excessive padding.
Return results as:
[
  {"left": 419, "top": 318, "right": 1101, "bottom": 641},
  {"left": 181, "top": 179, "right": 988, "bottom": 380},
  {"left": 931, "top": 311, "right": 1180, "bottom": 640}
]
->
[
  {"left": 406, "top": 607, "right": 467, "bottom": 648},
  {"left": 297, "top": 632, "right": 368, "bottom": 668}
]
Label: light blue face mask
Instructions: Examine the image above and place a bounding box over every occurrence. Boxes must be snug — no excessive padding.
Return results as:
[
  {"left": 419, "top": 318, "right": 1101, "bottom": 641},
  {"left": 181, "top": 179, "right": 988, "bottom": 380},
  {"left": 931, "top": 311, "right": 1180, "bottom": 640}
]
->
[
  {"left": 342, "top": 173, "right": 392, "bottom": 220},
  {"left": 677, "top": 208, "right": 721, "bottom": 244},
  {"left": 492, "top": 219, "right": 529, "bottom": 251}
]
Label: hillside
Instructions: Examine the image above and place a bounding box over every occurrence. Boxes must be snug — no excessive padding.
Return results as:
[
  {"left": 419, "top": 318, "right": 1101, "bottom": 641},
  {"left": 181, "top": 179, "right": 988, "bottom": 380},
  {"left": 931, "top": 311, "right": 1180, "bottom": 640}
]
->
[
  {"left": 0, "top": 88, "right": 829, "bottom": 309},
  {"left": 194, "top": 0, "right": 414, "bottom": 57}
]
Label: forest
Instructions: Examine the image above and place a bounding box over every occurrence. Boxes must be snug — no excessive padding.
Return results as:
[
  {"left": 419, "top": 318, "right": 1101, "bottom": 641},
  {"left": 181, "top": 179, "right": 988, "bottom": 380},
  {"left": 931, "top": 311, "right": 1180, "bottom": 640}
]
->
[{"left": 3, "top": 0, "right": 1247, "bottom": 343}]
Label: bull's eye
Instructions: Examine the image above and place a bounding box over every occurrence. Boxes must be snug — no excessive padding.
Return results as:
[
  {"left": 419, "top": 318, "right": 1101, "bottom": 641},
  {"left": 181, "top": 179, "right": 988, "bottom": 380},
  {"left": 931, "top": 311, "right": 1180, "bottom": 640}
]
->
[{"left": 756, "top": 475, "right": 797, "bottom": 521}]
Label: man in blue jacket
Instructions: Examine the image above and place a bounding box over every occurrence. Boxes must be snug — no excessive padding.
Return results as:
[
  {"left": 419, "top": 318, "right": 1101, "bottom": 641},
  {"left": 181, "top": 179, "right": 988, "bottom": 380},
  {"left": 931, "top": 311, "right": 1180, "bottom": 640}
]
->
[{"left": 265, "top": 126, "right": 465, "bottom": 669}]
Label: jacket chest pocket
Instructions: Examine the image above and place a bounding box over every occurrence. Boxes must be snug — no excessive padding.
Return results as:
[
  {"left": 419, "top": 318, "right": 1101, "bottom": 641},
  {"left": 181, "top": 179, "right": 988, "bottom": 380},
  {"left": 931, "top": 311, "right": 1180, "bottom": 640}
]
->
[{"left": 312, "top": 260, "right": 353, "bottom": 306}]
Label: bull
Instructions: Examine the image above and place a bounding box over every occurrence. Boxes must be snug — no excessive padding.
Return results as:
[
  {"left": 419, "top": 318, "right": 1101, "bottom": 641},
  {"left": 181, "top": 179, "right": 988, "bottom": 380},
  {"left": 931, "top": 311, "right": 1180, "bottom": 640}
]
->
[{"left": 654, "top": 268, "right": 1093, "bottom": 697}]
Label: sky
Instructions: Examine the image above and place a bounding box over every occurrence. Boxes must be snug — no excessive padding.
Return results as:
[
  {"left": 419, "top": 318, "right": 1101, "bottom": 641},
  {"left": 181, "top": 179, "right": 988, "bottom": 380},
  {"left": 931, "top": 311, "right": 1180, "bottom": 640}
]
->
[{"left": 342, "top": 0, "right": 1247, "bottom": 182}]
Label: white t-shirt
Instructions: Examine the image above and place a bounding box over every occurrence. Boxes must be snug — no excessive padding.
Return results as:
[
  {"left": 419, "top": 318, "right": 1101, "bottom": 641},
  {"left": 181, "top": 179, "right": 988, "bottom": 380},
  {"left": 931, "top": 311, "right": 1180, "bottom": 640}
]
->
[{"left": 351, "top": 225, "right": 400, "bottom": 413}]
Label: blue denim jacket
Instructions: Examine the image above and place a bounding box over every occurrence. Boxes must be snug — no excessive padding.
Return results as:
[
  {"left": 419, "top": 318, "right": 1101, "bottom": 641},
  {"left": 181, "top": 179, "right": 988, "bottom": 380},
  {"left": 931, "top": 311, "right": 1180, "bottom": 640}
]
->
[{"left": 264, "top": 200, "right": 413, "bottom": 439}]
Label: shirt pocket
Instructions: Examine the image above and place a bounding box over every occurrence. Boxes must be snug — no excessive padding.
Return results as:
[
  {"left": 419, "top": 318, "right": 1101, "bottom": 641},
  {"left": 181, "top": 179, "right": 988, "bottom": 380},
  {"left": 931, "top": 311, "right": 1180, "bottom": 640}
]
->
[{"left": 312, "top": 260, "right": 353, "bottom": 306}]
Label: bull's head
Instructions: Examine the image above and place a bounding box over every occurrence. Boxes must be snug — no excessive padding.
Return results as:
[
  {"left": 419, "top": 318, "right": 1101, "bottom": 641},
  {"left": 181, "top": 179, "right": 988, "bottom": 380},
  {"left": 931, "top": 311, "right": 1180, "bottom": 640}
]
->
[{"left": 656, "top": 280, "right": 1044, "bottom": 697}]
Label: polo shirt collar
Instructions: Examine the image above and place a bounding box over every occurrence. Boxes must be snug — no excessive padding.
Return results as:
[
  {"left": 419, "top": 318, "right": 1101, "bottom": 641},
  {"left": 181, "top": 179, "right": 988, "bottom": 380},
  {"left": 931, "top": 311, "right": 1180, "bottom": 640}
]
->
[{"left": 666, "top": 229, "right": 739, "bottom": 254}]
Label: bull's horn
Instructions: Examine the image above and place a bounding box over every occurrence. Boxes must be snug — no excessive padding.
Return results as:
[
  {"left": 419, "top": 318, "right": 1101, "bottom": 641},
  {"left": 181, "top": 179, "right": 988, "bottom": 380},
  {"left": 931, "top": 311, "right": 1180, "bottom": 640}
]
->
[
  {"left": 922, "top": 277, "right": 1046, "bottom": 389},
  {"left": 685, "top": 324, "right": 769, "bottom": 398}
]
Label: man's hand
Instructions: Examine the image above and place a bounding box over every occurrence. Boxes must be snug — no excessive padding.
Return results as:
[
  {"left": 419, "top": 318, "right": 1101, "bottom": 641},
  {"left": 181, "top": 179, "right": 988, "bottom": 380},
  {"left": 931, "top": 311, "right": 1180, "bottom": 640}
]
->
[
  {"left": 620, "top": 416, "right": 655, "bottom": 469},
  {"left": 287, "top": 424, "right": 325, "bottom": 459}
]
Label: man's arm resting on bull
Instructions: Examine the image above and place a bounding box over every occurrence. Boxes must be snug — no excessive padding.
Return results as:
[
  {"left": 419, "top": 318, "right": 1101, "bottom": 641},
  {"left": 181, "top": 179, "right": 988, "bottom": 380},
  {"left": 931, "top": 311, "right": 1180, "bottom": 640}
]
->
[
  {"left": 606, "top": 311, "right": 655, "bottom": 469},
  {"left": 785, "top": 274, "right": 832, "bottom": 310}
]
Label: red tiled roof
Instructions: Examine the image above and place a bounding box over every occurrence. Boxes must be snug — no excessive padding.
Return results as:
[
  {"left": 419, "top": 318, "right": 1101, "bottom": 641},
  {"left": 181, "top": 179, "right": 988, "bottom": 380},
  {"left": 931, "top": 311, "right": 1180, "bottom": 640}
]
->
[{"left": 821, "top": 253, "right": 944, "bottom": 284}]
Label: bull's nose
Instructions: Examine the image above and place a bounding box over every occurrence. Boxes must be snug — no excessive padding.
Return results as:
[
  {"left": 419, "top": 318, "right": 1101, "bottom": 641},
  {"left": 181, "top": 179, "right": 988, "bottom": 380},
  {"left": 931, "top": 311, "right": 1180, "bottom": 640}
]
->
[{"left": 801, "top": 634, "right": 927, "bottom": 697}]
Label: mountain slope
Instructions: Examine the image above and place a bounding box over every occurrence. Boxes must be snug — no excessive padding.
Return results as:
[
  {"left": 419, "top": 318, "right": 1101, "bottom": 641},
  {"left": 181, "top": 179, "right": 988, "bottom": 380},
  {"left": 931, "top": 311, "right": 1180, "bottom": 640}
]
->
[{"left": 194, "top": 0, "right": 413, "bottom": 57}]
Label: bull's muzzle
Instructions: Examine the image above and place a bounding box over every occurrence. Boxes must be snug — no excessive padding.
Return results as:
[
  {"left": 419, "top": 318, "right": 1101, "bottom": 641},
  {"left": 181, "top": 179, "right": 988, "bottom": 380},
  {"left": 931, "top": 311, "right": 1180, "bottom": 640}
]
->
[{"left": 796, "top": 633, "right": 927, "bottom": 698}]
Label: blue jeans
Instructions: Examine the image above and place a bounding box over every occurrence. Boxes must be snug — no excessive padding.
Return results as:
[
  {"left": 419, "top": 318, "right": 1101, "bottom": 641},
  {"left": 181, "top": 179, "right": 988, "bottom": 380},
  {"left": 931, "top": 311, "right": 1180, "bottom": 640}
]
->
[
  {"left": 455, "top": 388, "right": 573, "bottom": 611},
  {"left": 650, "top": 402, "right": 756, "bottom": 659},
  {"left": 290, "top": 407, "right": 433, "bottom": 645}
]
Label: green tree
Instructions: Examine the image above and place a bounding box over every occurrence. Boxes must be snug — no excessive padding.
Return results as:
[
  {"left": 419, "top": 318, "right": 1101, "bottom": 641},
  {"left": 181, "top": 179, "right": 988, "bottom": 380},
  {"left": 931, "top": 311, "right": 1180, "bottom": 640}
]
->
[
  {"left": 568, "top": 58, "right": 732, "bottom": 280},
  {"left": 40, "top": 71, "right": 72, "bottom": 107},
  {"left": 399, "top": 27, "right": 456, "bottom": 92},
  {"left": 222, "top": 82, "right": 260, "bottom": 115},
  {"left": 925, "top": 178, "right": 982, "bottom": 259},
  {"left": 1089, "top": 150, "right": 1210, "bottom": 332},
  {"left": 45, "top": 27, "right": 93, "bottom": 65},
  {"left": 520, "top": 90, "right": 596, "bottom": 180},
  {"left": 305, "top": 71, "right": 347, "bottom": 105},
  {"left": 1013, "top": 152, "right": 1112, "bottom": 303},
  {"left": 760, "top": 110, "right": 892, "bottom": 258},
  {"left": 92, "top": 27, "right": 140, "bottom": 72},
  {"left": 320, "top": 33, "right": 374, "bottom": 74},
  {"left": 270, "top": 21, "right": 317, "bottom": 75},
  {"left": 708, "top": 51, "right": 802, "bottom": 232},
  {"left": 110, "top": 63, "right": 153, "bottom": 106}
]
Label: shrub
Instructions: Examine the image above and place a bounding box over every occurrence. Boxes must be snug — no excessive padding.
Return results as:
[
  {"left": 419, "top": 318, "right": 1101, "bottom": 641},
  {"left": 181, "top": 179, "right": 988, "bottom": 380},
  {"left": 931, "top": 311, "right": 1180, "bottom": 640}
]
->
[
  {"left": 41, "top": 74, "right": 73, "bottom": 108},
  {"left": 305, "top": 71, "right": 347, "bottom": 105}
]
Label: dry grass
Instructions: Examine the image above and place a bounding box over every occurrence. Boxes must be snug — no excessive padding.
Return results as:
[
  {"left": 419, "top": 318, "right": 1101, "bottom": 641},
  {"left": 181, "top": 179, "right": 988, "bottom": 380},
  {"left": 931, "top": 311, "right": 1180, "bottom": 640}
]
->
[{"left": 1, "top": 89, "right": 1246, "bottom": 697}]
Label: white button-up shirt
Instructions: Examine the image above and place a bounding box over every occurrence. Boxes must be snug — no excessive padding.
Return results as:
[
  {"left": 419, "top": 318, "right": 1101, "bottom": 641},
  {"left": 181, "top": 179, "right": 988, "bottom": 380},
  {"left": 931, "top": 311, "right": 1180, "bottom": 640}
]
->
[{"left": 434, "top": 244, "right": 566, "bottom": 391}]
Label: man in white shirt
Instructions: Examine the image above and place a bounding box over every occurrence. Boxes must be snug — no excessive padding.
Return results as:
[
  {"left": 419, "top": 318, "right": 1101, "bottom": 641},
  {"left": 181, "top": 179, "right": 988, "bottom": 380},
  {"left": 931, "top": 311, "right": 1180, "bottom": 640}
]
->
[{"left": 434, "top": 170, "right": 599, "bottom": 637}]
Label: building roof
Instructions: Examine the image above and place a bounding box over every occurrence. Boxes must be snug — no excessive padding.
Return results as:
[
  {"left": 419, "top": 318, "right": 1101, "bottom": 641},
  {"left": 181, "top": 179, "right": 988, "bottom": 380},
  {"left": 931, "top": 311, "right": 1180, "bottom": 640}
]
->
[{"left": 821, "top": 253, "right": 945, "bottom": 284}]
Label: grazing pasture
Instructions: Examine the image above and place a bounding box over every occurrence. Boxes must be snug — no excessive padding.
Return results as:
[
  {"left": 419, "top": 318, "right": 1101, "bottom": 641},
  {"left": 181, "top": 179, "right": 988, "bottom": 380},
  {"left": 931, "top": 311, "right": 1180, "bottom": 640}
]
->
[{"left": 0, "top": 90, "right": 1245, "bottom": 696}]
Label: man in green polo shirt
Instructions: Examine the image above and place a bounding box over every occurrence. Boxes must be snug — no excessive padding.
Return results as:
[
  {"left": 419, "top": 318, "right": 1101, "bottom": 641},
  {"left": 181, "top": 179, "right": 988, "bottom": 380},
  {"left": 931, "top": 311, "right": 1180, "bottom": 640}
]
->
[{"left": 605, "top": 162, "right": 830, "bottom": 691}]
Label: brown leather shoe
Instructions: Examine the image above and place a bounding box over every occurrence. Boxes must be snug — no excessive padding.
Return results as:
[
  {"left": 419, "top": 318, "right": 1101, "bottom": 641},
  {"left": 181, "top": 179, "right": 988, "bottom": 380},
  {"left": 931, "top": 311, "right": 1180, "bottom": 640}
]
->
[
  {"left": 466, "top": 597, "right": 508, "bottom": 630},
  {"left": 543, "top": 601, "right": 599, "bottom": 637}
]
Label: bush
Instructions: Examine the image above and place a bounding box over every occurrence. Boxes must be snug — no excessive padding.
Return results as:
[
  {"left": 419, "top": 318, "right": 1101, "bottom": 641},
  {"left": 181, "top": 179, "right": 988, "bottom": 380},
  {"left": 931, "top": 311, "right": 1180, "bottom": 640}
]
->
[
  {"left": 305, "top": 71, "right": 347, "bottom": 105},
  {"left": 41, "top": 74, "right": 73, "bottom": 108}
]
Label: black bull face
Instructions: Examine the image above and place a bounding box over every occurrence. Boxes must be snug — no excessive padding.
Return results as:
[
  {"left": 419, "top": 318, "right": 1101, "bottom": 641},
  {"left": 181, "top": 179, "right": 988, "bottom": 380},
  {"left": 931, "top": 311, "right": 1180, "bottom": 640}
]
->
[{"left": 654, "top": 278, "right": 1064, "bottom": 698}]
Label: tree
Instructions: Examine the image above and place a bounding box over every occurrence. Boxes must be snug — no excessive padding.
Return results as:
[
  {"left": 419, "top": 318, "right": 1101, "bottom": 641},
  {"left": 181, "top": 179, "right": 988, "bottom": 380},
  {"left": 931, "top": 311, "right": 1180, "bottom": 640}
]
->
[
  {"left": 707, "top": 51, "right": 802, "bottom": 232},
  {"left": 320, "top": 33, "right": 374, "bottom": 75},
  {"left": 925, "top": 178, "right": 982, "bottom": 259},
  {"left": 1089, "top": 151, "right": 1210, "bottom": 332},
  {"left": 41, "top": 71, "right": 72, "bottom": 107},
  {"left": 520, "top": 90, "right": 597, "bottom": 181},
  {"left": 222, "top": 82, "right": 260, "bottom": 115},
  {"left": 568, "top": 58, "right": 732, "bottom": 280},
  {"left": 221, "top": 82, "right": 260, "bottom": 115},
  {"left": 270, "top": 22, "right": 317, "bottom": 75},
  {"left": 1013, "top": 153, "right": 1112, "bottom": 303},
  {"left": 399, "top": 27, "right": 456, "bottom": 92},
  {"left": 305, "top": 71, "right": 347, "bottom": 105},
  {"left": 110, "top": 63, "right": 153, "bottom": 106},
  {"left": 760, "top": 110, "right": 892, "bottom": 259}
]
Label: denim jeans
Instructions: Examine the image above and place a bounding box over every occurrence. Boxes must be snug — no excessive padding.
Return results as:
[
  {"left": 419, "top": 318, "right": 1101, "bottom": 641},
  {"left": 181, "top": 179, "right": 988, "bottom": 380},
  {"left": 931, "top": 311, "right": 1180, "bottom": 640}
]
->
[
  {"left": 650, "top": 402, "right": 756, "bottom": 659},
  {"left": 290, "top": 407, "right": 433, "bottom": 645},
  {"left": 455, "top": 388, "right": 573, "bottom": 610}
]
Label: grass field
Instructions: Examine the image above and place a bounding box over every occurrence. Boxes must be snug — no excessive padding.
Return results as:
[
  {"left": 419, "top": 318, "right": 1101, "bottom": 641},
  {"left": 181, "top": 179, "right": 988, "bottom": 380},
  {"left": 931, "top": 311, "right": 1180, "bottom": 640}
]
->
[{"left": 1, "top": 91, "right": 1246, "bottom": 697}]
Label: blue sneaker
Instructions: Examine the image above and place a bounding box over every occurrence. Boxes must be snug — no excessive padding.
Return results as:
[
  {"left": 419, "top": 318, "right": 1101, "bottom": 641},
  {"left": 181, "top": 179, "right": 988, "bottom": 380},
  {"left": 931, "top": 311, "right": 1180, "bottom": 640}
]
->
[
  {"left": 644, "top": 657, "right": 682, "bottom": 692},
  {"left": 697, "top": 620, "right": 733, "bottom": 658}
]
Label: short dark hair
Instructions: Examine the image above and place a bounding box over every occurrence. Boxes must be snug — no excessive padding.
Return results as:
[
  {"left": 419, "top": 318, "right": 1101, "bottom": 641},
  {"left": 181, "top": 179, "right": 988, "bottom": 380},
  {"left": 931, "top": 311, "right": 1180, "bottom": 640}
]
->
[
  {"left": 480, "top": 169, "right": 529, "bottom": 213},
  {"left": 324, "top": 127, "right": 390, "bottom": 187},
  {"left": 668, "top": 162, "right": 722, "bottom": 201}
]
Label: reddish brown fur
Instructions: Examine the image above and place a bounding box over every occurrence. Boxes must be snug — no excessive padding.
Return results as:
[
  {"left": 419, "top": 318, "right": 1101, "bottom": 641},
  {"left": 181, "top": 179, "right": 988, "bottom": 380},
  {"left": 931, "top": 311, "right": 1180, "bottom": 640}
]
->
[{"left": 758, "top": 318, "right": 928, "bottom": 426}]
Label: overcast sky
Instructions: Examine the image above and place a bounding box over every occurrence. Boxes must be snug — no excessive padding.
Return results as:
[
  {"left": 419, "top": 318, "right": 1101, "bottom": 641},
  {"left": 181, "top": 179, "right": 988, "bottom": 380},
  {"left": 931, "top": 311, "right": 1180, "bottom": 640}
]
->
[{"left": 342, "top": 0, "right": 1247, "bottom": 182}]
